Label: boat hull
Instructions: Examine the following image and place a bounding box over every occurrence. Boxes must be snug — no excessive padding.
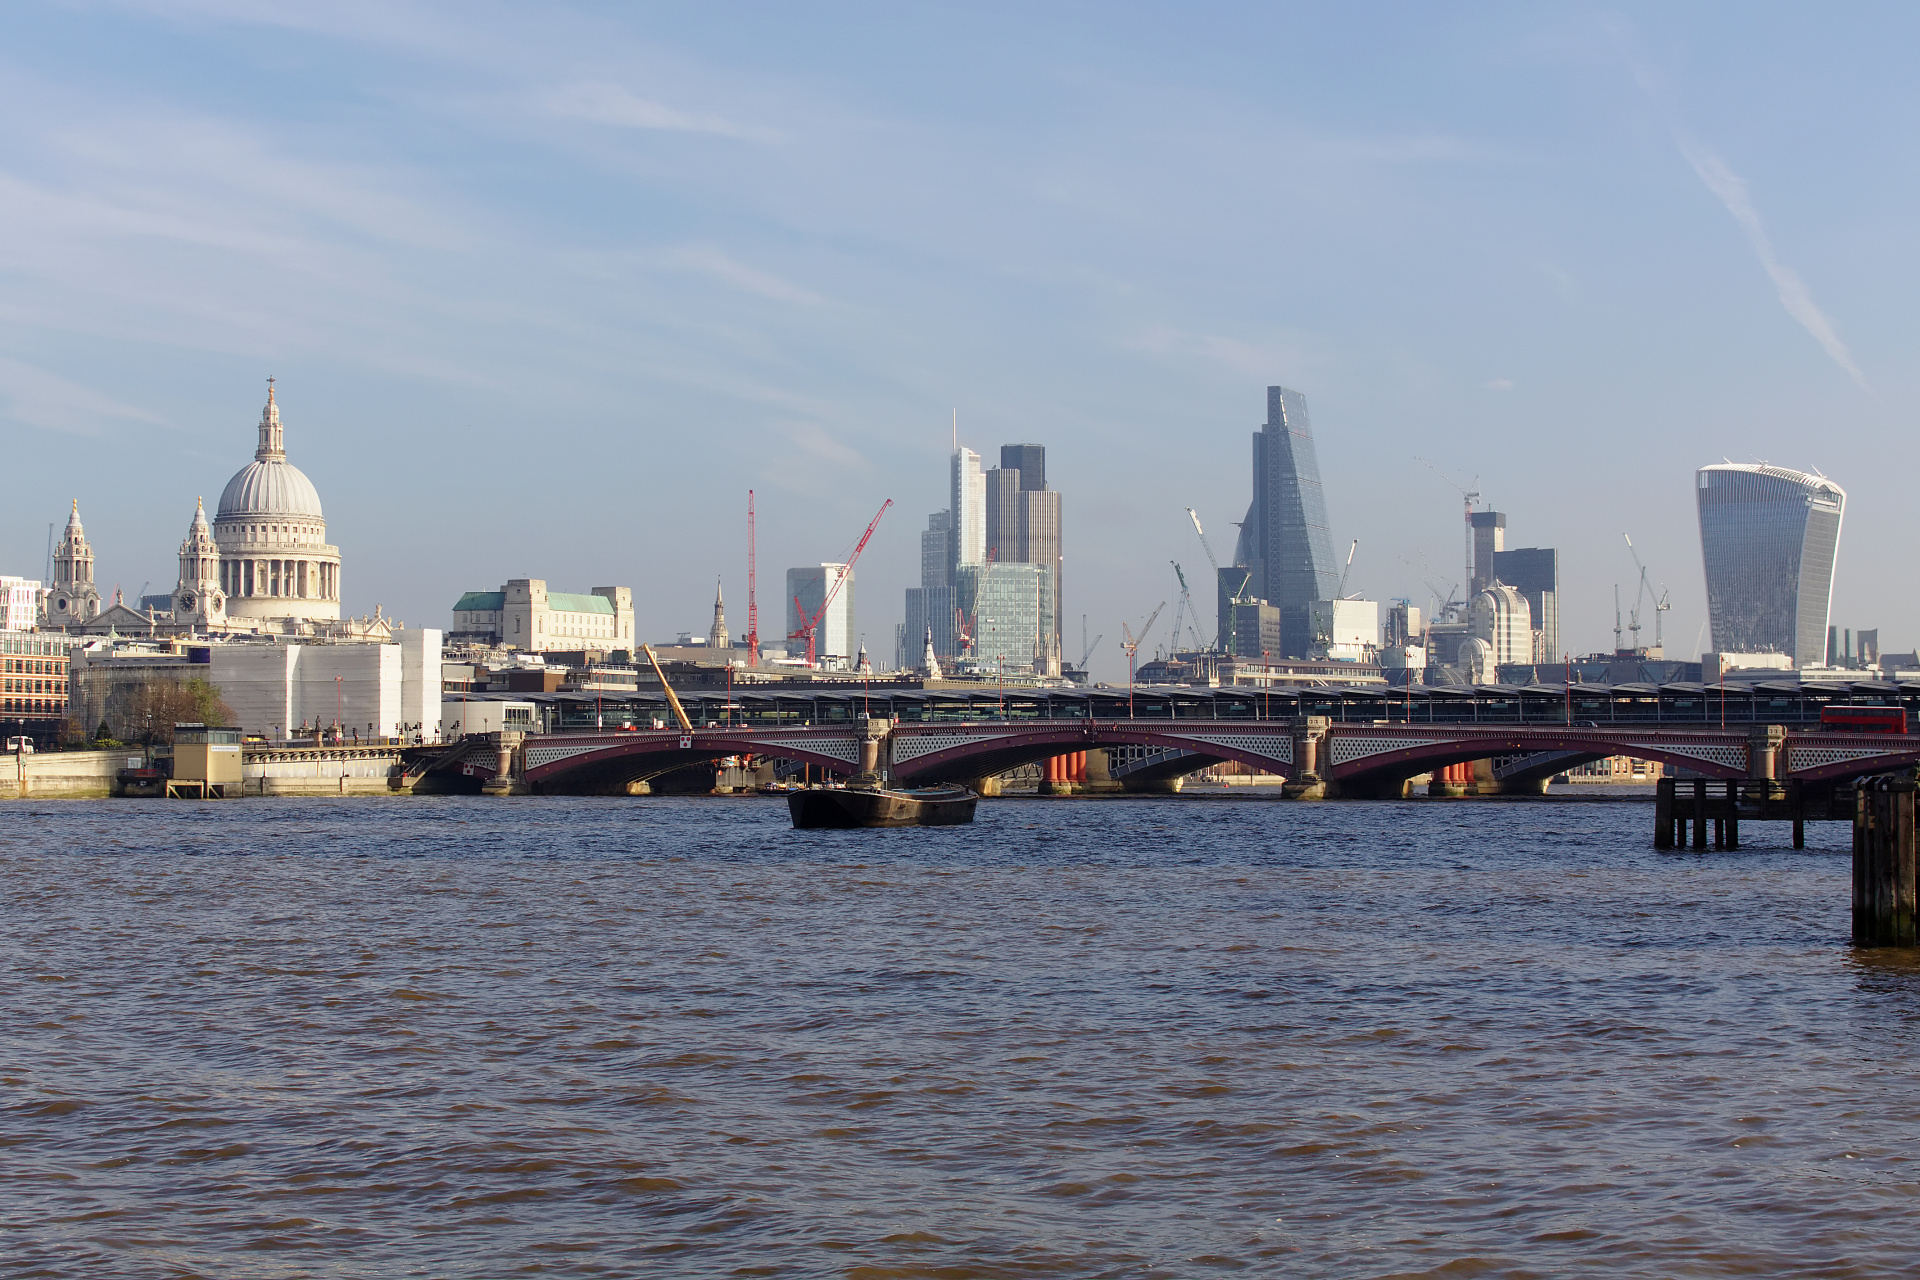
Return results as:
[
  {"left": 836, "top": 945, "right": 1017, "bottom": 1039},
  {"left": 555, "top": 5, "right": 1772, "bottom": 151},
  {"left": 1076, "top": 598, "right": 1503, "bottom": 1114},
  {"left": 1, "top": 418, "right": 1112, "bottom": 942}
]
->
[{"left": 787, "top": 785, "right": 978, "bottom": 829}]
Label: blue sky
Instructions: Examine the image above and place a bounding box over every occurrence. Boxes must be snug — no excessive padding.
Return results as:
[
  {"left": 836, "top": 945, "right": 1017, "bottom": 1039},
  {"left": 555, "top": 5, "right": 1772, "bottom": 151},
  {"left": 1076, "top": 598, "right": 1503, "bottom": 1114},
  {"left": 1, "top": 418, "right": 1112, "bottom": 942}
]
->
[{"left": 0, "top": 2, "right": 1909, "bottom": 675}]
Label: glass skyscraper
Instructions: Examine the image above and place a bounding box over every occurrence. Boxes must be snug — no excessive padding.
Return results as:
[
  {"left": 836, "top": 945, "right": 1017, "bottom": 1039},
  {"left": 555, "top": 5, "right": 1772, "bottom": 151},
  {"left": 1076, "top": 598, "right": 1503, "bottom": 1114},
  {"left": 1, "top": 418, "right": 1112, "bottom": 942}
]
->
[
  {"left": 1250, "top": 386, "right": 1340, "bottom": 657},
  {"left": 1696, "top": 464, "right": 1845, "bottom": 666}
]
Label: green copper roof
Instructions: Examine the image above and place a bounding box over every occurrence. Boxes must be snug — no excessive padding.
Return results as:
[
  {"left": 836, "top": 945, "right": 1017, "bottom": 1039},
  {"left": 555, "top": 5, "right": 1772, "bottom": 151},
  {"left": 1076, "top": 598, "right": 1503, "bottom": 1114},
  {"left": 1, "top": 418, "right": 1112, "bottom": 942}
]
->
[
  {"left": 547, "top": 592, "right": 615, "bottom": 615},
  {"left": 452, "top": 590, "right": 615, "bottom": 614}
]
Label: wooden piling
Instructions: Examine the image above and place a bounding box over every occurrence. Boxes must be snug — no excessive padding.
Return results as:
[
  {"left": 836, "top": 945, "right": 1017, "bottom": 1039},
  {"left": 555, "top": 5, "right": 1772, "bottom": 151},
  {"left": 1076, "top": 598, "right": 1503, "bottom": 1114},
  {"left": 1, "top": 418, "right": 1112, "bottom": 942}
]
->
[
  {"left": 1853, "top": 776, "right": 1918, "bottom": 947},
  {"left": 1791, "top": 781, "right": 1805, "bottom": 850},
  {"left": 1654, "top": 777, "right": 1674, "bottom": 849},
  {"left": 1726, "top": 783, "right": 1739, "bottom": 850},
  {"left": 1692, "top": 779, "right": 1708, "bottom": 849}
]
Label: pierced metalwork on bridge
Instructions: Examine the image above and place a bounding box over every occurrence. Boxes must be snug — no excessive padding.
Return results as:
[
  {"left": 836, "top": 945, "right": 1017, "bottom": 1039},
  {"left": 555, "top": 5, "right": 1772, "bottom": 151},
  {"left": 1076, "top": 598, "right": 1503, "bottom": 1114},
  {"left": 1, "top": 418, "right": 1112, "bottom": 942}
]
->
[
  {"left": 889, "top": 732, "right": 1001, "bottom": 765},
  {"left": 1172, "top": 733, "right": 1293, "bottom": 765},
  {"left": 777, "top": 737, "right": 863, "bottom": 764},
  {"left": 1622, "top": 741, "right": 1748, "bottom": 772},
  {"left": 1328, "top": 736, "right": 1453, "bottom": 767},
  {"left": 525, "top": 740, "right": 620, "bottom": 771},
  {"left": 1788, "top": 743, "right": 1907, "bottom": 772}
]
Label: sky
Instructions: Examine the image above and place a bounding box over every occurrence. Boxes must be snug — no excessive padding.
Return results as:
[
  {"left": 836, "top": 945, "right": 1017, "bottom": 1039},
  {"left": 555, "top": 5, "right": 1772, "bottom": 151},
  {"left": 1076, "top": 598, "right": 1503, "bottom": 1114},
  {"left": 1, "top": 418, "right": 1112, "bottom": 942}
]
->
[{"left": 0, "top": 1, "right": 1911, "bottom": 679}]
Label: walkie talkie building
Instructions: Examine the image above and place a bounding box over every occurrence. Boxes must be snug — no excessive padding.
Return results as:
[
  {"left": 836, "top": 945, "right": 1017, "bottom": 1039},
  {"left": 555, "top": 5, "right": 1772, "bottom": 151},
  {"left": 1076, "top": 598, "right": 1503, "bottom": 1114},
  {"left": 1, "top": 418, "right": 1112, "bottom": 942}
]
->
[{"left": 1696, "top": 464, "right": 1845, "bottom": 667}]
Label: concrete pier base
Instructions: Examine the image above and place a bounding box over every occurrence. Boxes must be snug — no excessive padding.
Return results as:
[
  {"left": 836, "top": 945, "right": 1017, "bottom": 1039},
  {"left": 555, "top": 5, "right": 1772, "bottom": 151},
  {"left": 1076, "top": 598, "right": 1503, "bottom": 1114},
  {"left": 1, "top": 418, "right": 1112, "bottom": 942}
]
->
[{"left": 1281, "top": 773, "right": 1328, "bottom": 801}]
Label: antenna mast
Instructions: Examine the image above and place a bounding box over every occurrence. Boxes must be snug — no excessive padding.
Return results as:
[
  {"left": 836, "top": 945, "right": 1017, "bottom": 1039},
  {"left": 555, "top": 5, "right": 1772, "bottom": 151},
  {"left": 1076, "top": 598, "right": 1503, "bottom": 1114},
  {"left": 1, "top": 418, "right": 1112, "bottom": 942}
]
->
[{"left": 746, "top": 490, "right": 758, "bottom": 660}]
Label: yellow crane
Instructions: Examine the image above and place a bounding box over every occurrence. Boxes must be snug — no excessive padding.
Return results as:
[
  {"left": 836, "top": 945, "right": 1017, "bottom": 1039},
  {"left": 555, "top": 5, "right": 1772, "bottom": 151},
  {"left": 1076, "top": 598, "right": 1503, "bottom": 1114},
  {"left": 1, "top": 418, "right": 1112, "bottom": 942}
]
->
[{"left": 641, "top": 644, "right": 694, "bottom": 733}]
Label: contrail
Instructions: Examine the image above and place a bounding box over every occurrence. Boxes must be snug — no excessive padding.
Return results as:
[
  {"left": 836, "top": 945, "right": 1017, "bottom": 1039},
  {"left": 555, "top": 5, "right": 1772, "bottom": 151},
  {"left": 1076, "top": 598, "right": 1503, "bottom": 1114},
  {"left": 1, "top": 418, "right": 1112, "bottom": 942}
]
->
[{"left": 1677, "top": 138, "right": 1871, "bottom": 393}]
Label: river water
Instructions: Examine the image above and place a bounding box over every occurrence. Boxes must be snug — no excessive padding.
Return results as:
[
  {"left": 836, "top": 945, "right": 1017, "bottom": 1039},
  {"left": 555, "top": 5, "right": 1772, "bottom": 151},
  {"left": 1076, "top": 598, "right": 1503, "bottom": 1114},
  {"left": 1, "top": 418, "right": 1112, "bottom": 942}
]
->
[{"left": 2, "top": 794, "right": 1916, "bottom": 1278}]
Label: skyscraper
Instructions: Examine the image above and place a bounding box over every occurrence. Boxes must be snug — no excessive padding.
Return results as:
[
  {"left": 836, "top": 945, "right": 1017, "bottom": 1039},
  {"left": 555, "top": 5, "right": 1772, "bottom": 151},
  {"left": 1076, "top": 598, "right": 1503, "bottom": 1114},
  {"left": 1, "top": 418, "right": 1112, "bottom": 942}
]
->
[
  {"left": 1696, "top": 464, "right": 1845, "bottom": 666},
  {"left": 920, "top": 510, "right": 952, "bottom": 590},
  {"left": 1249, "top": 386, "right": 1339, "bottom": 657},
  {"left": 950, "top": 448, "right": 986, "bottom": 571},
  {"left": 984, "top": 444, "right": 1063, "bottom": 670}
]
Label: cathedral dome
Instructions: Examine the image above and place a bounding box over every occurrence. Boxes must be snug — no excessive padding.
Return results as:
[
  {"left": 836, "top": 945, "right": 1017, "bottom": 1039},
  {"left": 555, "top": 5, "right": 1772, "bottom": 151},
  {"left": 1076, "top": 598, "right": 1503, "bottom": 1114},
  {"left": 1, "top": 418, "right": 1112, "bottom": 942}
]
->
[
  {"left": 214, "top": 381, "right": 325, "bottom": 520},
  {"left": 217, "top": 459, "right": 324, "bottom": 519}
]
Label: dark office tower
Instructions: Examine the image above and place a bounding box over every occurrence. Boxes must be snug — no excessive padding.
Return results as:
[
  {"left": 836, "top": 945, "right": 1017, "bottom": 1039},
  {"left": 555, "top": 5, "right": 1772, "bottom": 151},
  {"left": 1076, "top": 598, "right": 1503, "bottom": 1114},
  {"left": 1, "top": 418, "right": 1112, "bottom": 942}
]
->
[
  {"left": 1697, "top": 464, "right": 1845, "bottom": 666},
  {"left": 1469, "top": 511, "right": 1506, "bottom": 596},
  {"left": 983, "top": 466, "right": 1022, "bottom": 562},
  {"left": 1252, "top": 386, "right": 1340, "bottom": 657},
  {"left": 1491, "top": 546, "right": 1559, "bottom": 663},
  {"left": 1000, "top": 444, "right": 1046, "bottom": 491}
]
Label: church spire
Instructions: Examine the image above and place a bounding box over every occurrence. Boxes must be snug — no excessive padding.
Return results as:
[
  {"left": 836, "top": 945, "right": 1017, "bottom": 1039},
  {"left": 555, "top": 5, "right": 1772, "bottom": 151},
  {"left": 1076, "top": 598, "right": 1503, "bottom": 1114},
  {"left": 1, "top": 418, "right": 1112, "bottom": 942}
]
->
[
  {"left": 708, "top": 577, "right": 728, "bottom": 649},
  {"left": 256, "top": 376, "right": 285, "bottom": 461}
]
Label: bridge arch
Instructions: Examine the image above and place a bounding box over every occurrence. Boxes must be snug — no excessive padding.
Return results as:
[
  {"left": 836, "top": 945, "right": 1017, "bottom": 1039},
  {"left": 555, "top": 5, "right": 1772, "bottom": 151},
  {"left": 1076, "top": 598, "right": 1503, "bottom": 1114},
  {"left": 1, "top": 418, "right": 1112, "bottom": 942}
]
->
[
  {"left": 522, "top": 731, "right": 860, "bottom": 795},
  {"left": 887, "top": 723, "right": 1295, "bottom": 785},
  {"left": 1326, "top": 729, "right": 1748, "bottom": 795}
]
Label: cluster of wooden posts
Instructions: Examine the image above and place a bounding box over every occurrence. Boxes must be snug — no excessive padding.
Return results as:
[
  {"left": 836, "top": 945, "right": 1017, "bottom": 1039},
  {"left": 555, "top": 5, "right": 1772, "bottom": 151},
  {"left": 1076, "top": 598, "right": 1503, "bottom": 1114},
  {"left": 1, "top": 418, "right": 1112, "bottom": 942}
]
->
[
  {"left": 1652, "top": 777, "right": 1823, "bottom": 851},
  {"left": 1654, "top": 773, "right": 1920, "bottom": 947}
]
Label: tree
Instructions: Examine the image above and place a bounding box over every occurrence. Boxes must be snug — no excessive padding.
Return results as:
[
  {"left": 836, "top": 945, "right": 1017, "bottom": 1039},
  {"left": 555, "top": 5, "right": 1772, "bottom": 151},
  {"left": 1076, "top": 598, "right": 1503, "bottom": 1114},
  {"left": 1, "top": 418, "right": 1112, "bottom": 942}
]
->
[{"left": 121, "top": 678, "right": 237, "bottom": 745}]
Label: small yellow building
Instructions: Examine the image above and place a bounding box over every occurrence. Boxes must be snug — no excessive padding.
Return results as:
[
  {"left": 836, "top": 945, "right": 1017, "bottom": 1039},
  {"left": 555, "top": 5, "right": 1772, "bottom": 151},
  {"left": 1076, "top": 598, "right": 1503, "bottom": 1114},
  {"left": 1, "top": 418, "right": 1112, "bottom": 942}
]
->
[{"left": 169, "top": 723, "right": 242, "bottom": 798}]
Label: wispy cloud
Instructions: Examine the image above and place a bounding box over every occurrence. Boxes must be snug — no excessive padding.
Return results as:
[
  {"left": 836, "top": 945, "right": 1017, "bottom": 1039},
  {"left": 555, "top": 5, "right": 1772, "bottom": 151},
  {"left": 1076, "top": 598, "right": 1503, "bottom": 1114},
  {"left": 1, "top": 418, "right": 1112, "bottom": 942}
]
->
[
  {"left": 1612, "top": 22, "right": 1870, "bottom": 394},
  {"left": 657, "top": 244, "right": 822, "bottom": 304},
  {"left": 1483, "top": 378, "right": 1514, "bottom": 391},
  {"left": 544, "top": 82, "right": 773, "bottom": 142},
  {"left": 0, "top": 358, "right": 168, "bottom": 436},
  {"left": 1676, "top": 139, "right": 1869, "bottom": 392}
]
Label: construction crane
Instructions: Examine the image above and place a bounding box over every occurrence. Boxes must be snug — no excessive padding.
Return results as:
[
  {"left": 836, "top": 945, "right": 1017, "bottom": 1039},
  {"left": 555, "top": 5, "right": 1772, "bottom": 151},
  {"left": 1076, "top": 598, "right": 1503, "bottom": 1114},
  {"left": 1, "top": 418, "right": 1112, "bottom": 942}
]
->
[
  {"left": 1078, "top": 632, "right": 1104, "bottom": 669},
  {"left": 1119, "top": 601, "right": 1165, "bottom": 709},
  {"left": 787, "top": 498, "right": 892, "bottom": 667},
  {"left": 1622, "top": 533, "right": 1670, "bottom": 653},
  {"left": 1186, "top": 507, "right": 1248, "bottom": 650},
  {"left": 1399, "top": 553, "right": 1460, "bottom": 621},
  {"left": 745, "top": 490, "right": 758, "bottom": 659},
  {"left": 1415, "top": 457, "right": 1482, "bottom": 600},
  {"left": 1335, "top": 539, "right": 1358, "bottom": 599},
  {"left": 1169, "top": 561, "right": 1202, "bottom": 653}
]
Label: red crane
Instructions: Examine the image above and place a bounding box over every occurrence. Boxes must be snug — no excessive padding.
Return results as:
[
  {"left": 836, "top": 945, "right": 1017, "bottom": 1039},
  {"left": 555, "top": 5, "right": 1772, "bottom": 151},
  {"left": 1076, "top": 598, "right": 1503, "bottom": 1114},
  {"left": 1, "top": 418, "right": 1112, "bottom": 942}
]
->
[
  {"left": 746, "top": 490, "right": 758, "bottom": 660},
  {"left": 788, "top": 498, "right": 892, "bottom": 667}
]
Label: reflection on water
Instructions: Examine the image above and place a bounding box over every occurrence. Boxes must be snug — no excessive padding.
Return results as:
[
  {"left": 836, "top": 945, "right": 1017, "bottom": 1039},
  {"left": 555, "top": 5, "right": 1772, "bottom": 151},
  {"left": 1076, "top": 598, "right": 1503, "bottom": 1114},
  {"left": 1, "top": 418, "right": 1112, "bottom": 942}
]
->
[{"left": 2, "top": 795, "right": 1915, "bottom": 1277}]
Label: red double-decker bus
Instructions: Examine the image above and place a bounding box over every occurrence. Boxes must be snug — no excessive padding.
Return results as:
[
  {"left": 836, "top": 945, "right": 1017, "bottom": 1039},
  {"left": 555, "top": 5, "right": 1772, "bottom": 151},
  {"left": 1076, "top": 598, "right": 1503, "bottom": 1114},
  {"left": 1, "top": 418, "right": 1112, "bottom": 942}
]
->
[{"left": 1820, "top": 705, "right": 1908, "bottom": 734}]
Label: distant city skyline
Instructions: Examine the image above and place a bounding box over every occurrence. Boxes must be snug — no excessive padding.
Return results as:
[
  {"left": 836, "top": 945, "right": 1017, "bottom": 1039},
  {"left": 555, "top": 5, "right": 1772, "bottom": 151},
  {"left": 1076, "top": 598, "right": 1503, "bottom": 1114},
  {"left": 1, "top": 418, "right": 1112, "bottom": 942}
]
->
[{"left": 0, "top": 5, "right": 1909, "bottom": 677}]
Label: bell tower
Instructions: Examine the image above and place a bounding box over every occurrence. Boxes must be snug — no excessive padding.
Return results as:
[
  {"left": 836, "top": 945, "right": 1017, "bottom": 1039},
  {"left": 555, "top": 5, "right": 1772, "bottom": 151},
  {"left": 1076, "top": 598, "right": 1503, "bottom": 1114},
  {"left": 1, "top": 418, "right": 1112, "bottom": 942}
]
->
[
  {"left": 172, "top": 498, "right": 226, "bottom": 628},
  {"left": 45, "top": 500, "right": 102, "bottom": 626}
]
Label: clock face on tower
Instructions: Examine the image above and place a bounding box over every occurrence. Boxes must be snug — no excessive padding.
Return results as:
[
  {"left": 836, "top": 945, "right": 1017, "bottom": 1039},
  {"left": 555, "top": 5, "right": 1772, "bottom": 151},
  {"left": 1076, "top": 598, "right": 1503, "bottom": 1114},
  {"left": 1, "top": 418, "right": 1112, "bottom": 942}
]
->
[{"left": 178, "top": 592, "right": 195, "bottom": 610}]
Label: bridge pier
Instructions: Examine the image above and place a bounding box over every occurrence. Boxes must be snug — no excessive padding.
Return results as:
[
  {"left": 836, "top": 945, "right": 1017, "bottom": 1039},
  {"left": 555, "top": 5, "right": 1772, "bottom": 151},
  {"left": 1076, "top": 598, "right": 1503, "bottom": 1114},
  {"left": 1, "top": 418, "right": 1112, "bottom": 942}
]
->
[
  {"left": 1281, "top": 716, "right": 1329, "bottom": 800},
  {"left": 1080, "top": 749, "right": 1123, "bottom": 794},
  {"left": 1039, "top": 751, "right": 1086, "bottom": 796},
  {"left": 1855, "top": 776, "right": 1918, "bottom": 946},
  {"left": 480, "top": 732, "right": 529, "bottom": 796}
]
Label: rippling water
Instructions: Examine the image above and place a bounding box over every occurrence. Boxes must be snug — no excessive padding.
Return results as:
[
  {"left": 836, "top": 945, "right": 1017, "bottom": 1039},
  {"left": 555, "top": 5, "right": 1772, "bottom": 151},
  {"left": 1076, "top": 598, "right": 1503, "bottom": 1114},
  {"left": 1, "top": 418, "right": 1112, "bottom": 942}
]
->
[{"left": 3, "top": 794, "right": 1917, "bottom": 1277}]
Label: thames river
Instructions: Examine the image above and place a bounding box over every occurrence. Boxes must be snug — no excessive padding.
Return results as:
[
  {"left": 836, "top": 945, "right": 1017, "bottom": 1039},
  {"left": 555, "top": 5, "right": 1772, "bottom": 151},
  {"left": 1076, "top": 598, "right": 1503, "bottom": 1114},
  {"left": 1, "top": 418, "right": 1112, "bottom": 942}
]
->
[{"left": 3, "top": 795, "right": 1915, "bottom": 1277}]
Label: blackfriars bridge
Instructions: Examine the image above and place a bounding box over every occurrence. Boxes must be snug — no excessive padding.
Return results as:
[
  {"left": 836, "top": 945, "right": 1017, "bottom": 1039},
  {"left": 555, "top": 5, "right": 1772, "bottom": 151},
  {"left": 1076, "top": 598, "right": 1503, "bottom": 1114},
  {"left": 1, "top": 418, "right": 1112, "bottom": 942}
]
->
[{"left": 417, "top": 680, "right": 1920, "bottom": 799}]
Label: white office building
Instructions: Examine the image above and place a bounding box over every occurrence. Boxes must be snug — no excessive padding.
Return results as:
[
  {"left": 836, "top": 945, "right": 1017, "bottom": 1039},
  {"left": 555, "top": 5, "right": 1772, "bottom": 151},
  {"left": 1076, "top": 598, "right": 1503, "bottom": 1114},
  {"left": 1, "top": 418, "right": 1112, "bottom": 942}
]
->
[{"left": 785, "top": 564, "right": 855, "bottom": 667}]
